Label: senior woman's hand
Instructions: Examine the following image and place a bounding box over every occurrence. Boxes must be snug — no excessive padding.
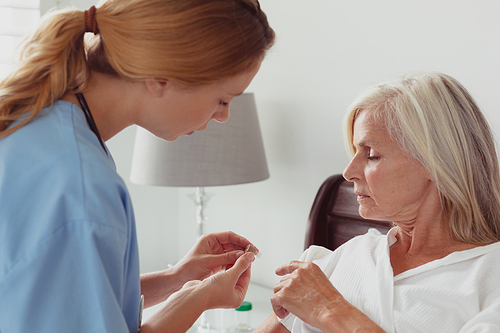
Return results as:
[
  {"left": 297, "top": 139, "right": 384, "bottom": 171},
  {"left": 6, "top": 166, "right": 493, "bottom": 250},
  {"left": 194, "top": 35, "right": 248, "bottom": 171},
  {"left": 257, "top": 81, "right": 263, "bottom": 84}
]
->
[
  {"left": 272, "top": 261, "right": 343, "bottom": 324},
  {"left": 271, "top": 261, "right": 385, "bottom": 333}
]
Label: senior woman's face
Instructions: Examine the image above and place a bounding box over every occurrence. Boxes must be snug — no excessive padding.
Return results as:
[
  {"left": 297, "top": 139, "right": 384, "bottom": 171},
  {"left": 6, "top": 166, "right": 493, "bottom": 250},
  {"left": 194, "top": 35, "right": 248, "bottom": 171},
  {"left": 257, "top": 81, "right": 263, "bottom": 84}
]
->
[{"left": 343, "top": 109, "right": 433, "bottom": 223}]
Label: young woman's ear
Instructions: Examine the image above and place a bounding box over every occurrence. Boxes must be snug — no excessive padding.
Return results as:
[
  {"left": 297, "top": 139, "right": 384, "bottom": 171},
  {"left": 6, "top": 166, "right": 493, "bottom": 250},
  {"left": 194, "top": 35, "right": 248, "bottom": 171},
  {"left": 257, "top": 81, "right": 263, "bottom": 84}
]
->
[{"left": 144, "top": 78, "right": 168, "bottom": 97}]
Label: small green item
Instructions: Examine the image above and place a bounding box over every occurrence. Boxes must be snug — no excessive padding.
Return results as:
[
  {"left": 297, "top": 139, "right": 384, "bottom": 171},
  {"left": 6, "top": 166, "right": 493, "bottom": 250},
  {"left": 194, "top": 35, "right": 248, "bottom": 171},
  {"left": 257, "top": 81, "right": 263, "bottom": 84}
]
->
[{"left": 236, "top": 301, "right": 252, "bottom": 311}]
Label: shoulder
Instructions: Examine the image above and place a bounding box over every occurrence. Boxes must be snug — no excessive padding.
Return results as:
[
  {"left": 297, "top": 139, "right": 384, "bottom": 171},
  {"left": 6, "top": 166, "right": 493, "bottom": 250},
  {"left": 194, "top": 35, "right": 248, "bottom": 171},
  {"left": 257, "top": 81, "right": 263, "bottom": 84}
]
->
[
  {"left": 467, "top": 241, "right": 500, "bottom": 290},
  {"left": 1, "top": 99, "right": 123, "bottom": 190},
  {"left": 301, "top": 228, "right": 388, "bottom": 277},
  {"left": 0, "top": 100, "right": 122, "bottom": 205},
  {"left": 0, "top": 101, "right": 101, "bottom": 168},
  {"left": 0, "top": 101, "right": 133, "bottom": 267}
]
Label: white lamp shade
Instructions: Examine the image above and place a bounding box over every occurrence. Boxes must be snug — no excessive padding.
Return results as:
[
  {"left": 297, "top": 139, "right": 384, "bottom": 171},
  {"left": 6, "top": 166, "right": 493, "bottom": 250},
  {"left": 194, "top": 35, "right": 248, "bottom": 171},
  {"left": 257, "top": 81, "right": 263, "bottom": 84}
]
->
[{"left": 129, "top": 93, "right": 269, "bottom": 187}]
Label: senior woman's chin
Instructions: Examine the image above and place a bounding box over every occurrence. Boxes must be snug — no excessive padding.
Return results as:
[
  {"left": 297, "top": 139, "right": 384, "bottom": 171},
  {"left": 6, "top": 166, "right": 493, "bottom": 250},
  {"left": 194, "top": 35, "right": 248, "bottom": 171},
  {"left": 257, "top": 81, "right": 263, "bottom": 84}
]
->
[{"left": 358, "top": 207, "right": 387, "bottom": 222}]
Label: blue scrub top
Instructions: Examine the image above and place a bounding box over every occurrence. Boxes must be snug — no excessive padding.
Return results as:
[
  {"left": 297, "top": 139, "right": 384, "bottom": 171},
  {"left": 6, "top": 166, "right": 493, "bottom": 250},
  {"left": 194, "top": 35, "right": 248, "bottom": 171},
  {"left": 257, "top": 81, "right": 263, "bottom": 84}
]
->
[{"left": 0, "top": 101, "right": 141, "bottom": 332}]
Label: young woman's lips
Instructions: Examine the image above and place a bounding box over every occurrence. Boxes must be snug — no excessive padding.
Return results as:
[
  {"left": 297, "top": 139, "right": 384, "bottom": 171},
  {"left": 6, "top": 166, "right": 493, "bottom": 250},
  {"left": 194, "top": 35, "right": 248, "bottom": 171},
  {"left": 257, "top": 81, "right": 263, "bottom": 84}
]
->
[{"left": 186, "top": 131, "right": 195, "bottom": 136}]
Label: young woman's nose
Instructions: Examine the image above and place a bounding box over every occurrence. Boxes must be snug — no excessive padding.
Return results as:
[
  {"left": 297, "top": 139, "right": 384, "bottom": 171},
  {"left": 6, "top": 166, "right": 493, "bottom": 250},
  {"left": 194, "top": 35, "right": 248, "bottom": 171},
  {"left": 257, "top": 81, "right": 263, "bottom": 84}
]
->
[{"left": 212, "top": 105, "right": 230, "bottom": 123}]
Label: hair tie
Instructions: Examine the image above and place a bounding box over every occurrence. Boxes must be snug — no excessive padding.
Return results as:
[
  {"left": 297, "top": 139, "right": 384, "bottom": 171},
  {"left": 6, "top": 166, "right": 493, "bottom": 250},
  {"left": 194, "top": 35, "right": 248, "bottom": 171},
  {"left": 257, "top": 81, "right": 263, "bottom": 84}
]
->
[
  {"left": 84, "top": 6, "right": 99, "bottom": 35},
  {"left": 238, "top": 0, "right": 261, "bottom": 17}
]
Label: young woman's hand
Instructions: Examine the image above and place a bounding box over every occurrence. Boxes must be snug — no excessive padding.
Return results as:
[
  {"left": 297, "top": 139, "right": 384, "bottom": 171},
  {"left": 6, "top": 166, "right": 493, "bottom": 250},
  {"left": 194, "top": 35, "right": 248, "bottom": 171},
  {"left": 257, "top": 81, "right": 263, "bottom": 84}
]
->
[
  {"left": 173, "top": 231, "right": 256, "bottom": 283},
  {"left": 188, "top": 250, "right": 255, "bottom": 309},
  {"left": 140, "top": 251, "right": 255, "bottom": 333},
  {"left": 140, "top": 231, "right": 257, "bottom": 308}
]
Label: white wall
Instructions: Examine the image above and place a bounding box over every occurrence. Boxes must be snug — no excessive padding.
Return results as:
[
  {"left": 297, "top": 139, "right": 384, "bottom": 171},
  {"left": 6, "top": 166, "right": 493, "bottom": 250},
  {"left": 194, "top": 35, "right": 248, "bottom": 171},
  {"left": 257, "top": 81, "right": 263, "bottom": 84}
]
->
[{"left": 42, "top": 0, "right": 500, "bottom": 288}]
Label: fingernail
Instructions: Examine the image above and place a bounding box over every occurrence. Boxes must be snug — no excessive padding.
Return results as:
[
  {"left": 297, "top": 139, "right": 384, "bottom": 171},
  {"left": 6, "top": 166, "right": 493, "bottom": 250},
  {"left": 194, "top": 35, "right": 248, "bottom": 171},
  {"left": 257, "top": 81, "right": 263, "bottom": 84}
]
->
[
  {"left": 235, "top": 251, "right": 244, "bottom": 258},
  {"left": 245, "top": 252, "right": 256, "bottom": 262}
]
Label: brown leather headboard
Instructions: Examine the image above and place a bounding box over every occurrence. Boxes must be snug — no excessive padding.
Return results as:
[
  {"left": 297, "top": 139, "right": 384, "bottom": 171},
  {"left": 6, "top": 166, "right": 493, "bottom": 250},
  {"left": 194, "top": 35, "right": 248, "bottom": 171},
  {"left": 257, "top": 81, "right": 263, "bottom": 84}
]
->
[{"left": 305, "top": 174, "right": 393, "bottom": 251}]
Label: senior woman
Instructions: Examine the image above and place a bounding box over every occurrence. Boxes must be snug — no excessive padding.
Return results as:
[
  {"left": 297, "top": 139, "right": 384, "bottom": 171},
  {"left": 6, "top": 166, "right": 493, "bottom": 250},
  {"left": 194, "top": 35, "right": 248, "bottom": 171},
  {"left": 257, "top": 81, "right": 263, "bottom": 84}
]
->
[{"left": 255, "top": 72, "right": 500, "bottom": 333}]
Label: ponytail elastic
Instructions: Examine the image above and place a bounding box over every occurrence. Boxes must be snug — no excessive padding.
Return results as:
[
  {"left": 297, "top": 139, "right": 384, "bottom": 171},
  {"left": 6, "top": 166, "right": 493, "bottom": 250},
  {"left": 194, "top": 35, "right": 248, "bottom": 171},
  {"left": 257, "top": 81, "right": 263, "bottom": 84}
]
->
[{"left": 84, "top": 6, "right": 99, "bottom": 34}]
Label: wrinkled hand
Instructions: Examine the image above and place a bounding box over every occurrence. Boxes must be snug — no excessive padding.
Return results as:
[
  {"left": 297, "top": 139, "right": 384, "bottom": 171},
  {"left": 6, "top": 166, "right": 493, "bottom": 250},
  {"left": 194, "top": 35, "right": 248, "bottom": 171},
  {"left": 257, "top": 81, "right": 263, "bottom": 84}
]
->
[
  {"left": 271, "top": 261, "right": 346, "bottom": 328},
  {"left": 173, "top": 231, "right": 255, "bottom": 284}
]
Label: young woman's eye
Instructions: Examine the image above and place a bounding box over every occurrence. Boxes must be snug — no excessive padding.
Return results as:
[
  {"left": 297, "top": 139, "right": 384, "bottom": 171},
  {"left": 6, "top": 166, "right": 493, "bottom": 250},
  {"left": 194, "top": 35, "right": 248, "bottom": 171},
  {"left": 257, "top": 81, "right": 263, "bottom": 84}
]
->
[
  {"left": 219, "top": 100, "right": 229, "bottom": 107},
  {"left": 367, "top": 156, "right": 380, "bottom": 161}
]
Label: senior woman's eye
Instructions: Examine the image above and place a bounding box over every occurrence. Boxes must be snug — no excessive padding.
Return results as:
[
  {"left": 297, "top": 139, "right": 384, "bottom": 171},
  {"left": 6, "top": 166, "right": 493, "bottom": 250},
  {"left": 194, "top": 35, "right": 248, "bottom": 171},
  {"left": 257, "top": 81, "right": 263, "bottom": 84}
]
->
[{"left": 367, "top": 149, "right": 380, "bottom": 161}]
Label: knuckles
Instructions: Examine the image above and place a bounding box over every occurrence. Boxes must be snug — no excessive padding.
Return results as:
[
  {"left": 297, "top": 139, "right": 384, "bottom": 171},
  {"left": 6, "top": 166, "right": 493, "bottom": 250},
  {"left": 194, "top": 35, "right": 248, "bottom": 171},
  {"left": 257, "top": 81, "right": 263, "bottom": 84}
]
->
[
  {"left": 273, "top": 262, "right": 323, "bottom": 295},
  {"left": 291, "top": 262, "right": 320, "bottom": 278}
]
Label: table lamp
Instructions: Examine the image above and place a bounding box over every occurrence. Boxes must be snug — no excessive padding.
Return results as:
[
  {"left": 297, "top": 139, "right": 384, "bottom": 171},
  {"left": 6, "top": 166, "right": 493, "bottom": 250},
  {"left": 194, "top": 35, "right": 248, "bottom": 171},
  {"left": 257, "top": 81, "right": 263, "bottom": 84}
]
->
[{"left": 129, "top": 93, "right": 269, "bottom": 239}]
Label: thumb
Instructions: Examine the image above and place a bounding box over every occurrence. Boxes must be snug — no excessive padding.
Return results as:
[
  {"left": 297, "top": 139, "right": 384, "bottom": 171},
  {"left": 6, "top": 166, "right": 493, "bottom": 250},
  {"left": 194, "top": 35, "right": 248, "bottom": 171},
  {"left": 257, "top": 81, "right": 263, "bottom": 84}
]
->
[
  {"left": 226, "top": 252, "right": 255, "bottom": 303},
  {"left": 224, "top": 252, "right": 255, "bottom": 287},
  {"left": 204, "top": 253, "right": 255, "bottom": 309},
  {"left": 209, "top": 250, "right": 245, "bottom": 269},
  {"left": 227, "top": 252, "right": 255, "bottom": 276}
]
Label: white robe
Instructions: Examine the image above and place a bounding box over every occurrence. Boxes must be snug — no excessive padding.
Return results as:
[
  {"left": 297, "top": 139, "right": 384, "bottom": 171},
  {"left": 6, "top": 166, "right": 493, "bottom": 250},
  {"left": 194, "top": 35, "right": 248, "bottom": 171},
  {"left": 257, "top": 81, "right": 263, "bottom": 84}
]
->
[{"left": 279, "top": 228, "right": 500, "bottom": 333}]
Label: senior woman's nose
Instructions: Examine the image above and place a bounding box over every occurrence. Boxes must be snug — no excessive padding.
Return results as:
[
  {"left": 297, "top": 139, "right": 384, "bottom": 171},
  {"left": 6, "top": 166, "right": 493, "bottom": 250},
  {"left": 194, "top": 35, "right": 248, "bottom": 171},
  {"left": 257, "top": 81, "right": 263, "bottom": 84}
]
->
[
  {"left": 343, "top": 164, "right": 353, "bottom": 182},
  {"left": 343, "top": 155, "right": 361, "bottom": 182}
]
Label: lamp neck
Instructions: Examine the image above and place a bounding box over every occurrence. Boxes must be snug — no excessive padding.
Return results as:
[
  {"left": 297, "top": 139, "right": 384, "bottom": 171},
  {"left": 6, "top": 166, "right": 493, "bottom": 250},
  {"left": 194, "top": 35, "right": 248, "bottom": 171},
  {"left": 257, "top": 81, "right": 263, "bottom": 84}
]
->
[{"left": 194, "top": 187, "right": 207, "bottom": 239}]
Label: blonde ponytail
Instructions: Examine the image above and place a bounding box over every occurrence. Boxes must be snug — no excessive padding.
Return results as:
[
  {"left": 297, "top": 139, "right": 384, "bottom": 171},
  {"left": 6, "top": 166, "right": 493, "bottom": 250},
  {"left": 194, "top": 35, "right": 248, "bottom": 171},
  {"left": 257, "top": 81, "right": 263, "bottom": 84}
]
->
[{"left": 0, "top": 8, "right": 89, "bottom": 136}]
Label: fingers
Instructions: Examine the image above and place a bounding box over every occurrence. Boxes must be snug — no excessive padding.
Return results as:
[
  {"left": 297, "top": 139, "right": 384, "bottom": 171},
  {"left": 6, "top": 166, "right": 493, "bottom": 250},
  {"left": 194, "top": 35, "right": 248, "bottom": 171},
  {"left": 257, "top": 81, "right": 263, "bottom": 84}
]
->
[
  {"left": 196, "top": 232, "right": 259, "bottom": 260},
  {"left": 183, "top": 231, "right": 258, "bottom": 283},
  {"left": 226, "top": 250, "right": 245, "bottom": 264},
  {"left": 206, "top": 250, "right": 245, "bottom": 272},
  {"left": 209, "top": 231, "right": 256, "bottom": 252},
  {"left": 275, "top": 260, "right": 305, "bottom": 276},
  {"left": 271, "top": 261, "right": 326, "bottom": 320},
  {"left": 271, "top": 278, "right": 292, "bottom": 319},
  {"left": 272, "top": 303, "right": 289, "bottom": 319}
]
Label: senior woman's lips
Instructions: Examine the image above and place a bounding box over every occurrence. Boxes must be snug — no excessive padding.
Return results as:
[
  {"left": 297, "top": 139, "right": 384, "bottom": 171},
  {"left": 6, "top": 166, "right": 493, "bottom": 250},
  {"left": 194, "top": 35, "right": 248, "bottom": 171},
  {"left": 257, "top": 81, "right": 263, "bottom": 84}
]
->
[{"left": 355, "top": 191, "right": 370, "bottom": 200}]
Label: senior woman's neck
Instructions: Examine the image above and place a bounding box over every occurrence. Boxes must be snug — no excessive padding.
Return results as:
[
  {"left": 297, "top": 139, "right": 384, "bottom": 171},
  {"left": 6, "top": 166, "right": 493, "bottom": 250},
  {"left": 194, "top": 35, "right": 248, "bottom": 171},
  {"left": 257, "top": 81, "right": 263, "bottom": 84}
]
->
[{"left": 390, "top": 221, "right": 479, "bottom": 276}]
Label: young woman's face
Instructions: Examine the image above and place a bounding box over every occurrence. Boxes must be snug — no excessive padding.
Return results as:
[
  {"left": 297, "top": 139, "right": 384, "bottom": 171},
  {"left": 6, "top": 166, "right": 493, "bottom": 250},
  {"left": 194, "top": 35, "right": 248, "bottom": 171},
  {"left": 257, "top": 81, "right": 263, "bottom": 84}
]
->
[
  {"left": 141, "top": 61, "right": 262, "bottom": 142},
  {"left": 342, "top": 109, "right": 434, "bottom": 223}
]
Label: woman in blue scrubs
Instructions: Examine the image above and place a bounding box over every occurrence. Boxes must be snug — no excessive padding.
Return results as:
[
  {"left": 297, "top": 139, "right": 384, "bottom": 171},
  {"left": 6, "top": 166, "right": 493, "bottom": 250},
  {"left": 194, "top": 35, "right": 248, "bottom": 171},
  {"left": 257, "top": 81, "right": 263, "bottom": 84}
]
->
[{"left": 0, "top": 0, "right": 275, "bottom": 332}]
